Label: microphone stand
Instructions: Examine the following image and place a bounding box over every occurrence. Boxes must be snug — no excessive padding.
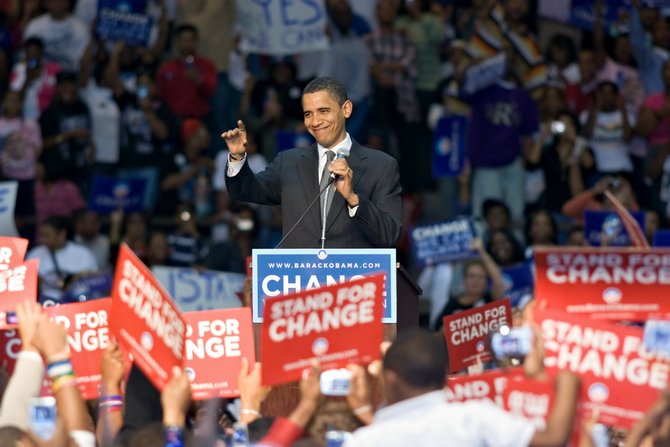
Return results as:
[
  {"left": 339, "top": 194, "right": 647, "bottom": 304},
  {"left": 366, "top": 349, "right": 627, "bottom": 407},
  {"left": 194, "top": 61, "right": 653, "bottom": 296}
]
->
[{"left": 275, "top": 176, "right": 336, "bottom": 249}]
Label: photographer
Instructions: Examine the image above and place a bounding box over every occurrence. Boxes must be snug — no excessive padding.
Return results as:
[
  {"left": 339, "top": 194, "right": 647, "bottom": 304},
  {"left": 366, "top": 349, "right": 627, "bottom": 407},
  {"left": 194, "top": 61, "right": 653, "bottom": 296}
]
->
[
  {"left": 524, "top": 111, "right": 590, "bottom": 213},
  {"left": 562, "top": 175, "right": 639, "bottom": 225}
]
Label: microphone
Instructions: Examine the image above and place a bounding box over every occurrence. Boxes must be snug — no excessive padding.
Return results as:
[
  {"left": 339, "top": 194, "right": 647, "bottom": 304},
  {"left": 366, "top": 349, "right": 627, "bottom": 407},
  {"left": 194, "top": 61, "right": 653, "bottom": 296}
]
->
[
  {"left": 329, "top": 146, "right": 351, "bottom": 180},
  {"left": 274, "top": 175, "right": 335, "bottom": 249}
]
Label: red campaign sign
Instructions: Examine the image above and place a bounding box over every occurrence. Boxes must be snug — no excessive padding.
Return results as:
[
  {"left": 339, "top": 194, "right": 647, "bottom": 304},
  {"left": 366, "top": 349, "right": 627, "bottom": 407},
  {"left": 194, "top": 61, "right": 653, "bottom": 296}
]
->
[
  {"left": 261, "top": 273, "right": 385, "bottom": 386},
  {"left": 447, "top": 368, "right": 554, "bottom": 431},
  {"left": 184, "top": 308, "right": 255, "bottom": 400},
  {"left": 534, "top": 308, "right": 670, "bottom": 429},
  {"left": 0, "top": 259, "right": 40, "bottom": 329},
  {"left": 0, "top": 299, "right": 118, "bottom": 400},
  {"left": 46, "top": 299, "right": 114, "bottom": 399},
  {"left": 535, "top": 247, "right": 670, "bottom": 321},
  {"left": 446, "top": 368, "right": 512, "bottom": 404},
  {"left": 109, "top": 244, "right": 186, "bottom": 391},
  {"left": 0, "top": 237, "right": 28, "bottom": 267},
  {"left": 503, "top": 376, "right": 554, "bottom": 431},
  {"left": 442, "top": 299, "right": 512, "bottom": 372}
]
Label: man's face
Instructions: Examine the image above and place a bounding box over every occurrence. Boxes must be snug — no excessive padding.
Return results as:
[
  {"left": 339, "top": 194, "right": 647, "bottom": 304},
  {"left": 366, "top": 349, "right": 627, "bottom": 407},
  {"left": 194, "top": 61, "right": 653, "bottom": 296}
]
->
[
  {"left": 39, "top": 225, "right": 65, "bottom": 251},
  {"left": 46, "top": 0, "right": 70, "bottom": 17},
  {"left": 578, "top": 51, "right": 596, "bottom": 81},
  {"left": 176, "top": 30, "right": 198, "bottom": 57},
  {"left": 76, "top": 212, "right": 100, "bottom": 240},
  {"left": 302, "top": 90, "right": 351, "bottom": 149},
  {"left": 504, "top": 0, "right": 528, "bottom": 22}
]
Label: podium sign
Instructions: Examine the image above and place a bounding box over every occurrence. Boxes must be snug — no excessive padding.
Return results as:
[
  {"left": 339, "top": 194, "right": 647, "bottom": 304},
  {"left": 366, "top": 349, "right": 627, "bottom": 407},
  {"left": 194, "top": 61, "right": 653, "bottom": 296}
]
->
[{"left": 252, "top": 248, "right": 397, "bottom": 323}]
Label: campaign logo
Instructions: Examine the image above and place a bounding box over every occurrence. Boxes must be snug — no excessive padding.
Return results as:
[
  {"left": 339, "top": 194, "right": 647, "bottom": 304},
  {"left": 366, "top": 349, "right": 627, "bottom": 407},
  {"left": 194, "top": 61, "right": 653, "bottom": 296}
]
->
[
  {"left": 312, "top": 337, "right": 329, "bottom": 356},
  {"left": 184, "top": 367, "right": 196, "bottom": 381},
  {"left": 588, "top": 382, "right": 609, "bottom": 403},
  {"left": 317, "top": 250, "right": 328, "bottom": 261},
  {"left": 476, "top": 340, "right": 485, "bottom": 352},
  {"left": 436, "top": 137, "right": 452, "bottom": 156},
  {"left": 140, "top": 331, "right": 154, "bottom": 351},
  {"left": 113, "top": 182, "right": 130, "bottom": 200},
  {"left": 602, "top": 287, "right": 622, "bottom": 304},
  {"left": 602, "top": 214, "right": 622, "bottom": 237}
]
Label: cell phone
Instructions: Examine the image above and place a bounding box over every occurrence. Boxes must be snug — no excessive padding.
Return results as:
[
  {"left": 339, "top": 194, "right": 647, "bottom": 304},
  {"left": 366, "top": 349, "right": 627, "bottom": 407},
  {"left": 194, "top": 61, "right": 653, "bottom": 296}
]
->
[
  {"left": 5, "top": 311, "right": 18, "bottom": 325},
  {"left": 550, "top": 121, "right": 566, "bottom": 134},
  {"left": 185, "top": 55, "right": 195, "bottom": 67},
  {"left": 491, "top": 326, "right": 533, "bottom": 361},
  {"left": 643, "top": 320, "right": 670, "bottom": 355},
  {"left": 320, "top": 369, "right": 351, "bottom": 396},
  {"left": 607, "top": 177, "right": 622, "bottom": 191},
  {"left": 30, "top": 396, "right": 57, "bottom": 440}
]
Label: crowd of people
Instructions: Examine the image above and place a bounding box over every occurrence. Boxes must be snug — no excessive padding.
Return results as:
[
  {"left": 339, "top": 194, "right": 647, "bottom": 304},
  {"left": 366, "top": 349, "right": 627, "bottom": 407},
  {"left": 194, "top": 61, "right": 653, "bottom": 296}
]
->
[{"left": 0, "top": 0, "right": 668, "bottom": 445}]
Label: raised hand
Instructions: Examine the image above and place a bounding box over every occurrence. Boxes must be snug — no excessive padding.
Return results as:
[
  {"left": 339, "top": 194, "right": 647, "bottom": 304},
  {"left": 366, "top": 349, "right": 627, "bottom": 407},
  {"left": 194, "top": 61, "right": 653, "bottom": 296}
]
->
[{"left": 220, "top": 120, "right": 248, "bottom": 159}]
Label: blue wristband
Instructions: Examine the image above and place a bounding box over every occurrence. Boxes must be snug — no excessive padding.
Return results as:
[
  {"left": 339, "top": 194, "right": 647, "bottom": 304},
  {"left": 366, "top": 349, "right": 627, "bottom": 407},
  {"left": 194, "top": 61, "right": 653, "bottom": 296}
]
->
[{"left": 164, "top": 425, "right": 183, "bottom": 447}]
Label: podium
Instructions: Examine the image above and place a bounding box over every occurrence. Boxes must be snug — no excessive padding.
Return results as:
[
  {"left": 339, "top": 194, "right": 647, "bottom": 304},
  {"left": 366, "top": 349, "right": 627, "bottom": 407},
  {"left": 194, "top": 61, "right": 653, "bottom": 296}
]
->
[{"left": 252, "top": 257, "right": 422, "bottom": 417}]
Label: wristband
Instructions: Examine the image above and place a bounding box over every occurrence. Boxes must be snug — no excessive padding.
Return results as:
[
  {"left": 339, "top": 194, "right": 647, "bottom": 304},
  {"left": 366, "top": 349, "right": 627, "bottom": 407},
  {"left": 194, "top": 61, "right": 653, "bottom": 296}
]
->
[
  {"left": 47, "top": 359, "right": 74, "bottom": 379},
  {"left": 241, "top": 408, "right": 261, "bottom": 418},
  {"left": 99, "top": 394, "right": 123, "bottom": 402},
  {"left": 52, "top": 374, "right": 77, "bottom": 393},
  {"left": 353, "top": 405, "right": 372, "bottom": 416},
  {"left": 46, "top": 349, "right": 71, "bottom": 364},
  {"left": 164, "top": 425, "right": 184, "bottom": 447}
]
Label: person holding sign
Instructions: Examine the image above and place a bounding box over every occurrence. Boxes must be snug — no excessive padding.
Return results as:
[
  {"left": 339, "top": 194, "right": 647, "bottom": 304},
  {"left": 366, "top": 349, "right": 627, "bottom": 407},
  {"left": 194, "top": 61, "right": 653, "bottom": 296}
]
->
[
  {"left": 222, "top": 77, "right": 402, "bottom": 249},
  {"left": 433, "top": 238, "right": 505, "bottom": 330}
]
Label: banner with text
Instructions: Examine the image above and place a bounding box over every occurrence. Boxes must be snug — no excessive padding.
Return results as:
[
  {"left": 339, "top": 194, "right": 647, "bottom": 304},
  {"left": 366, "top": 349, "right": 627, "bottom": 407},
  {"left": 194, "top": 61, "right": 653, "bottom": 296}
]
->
[
  {"left": 252, "top": 248, "right": 396, "bottom": 323},
  {"left": 446, "top": 368, "right": 554, "bottom": 430},
  {"left": 0, "top": 259, "right": 39, "bottom": 329},
  {"left": 0, "top": 181, "right": 18, "bottom": 236},
  {"left": 535, "top": 308, "right": 670, "bottom": 429},
  {"left": 534, "top": 247, "right": 670, "bottom": 321},
  {"left": 0, "top": 299, "right": 116, "bottom": 400},
  {"left": 432, "top": 115, "right": 467, "bottom": 178},
  {"left": 152, "top": 266, "right": 244, "bottom": 312},
  {"left": 261, "top": 273, "right": 385, "bottom": 386},
  {"left": 442, "top": 299, "right": 512, "bottom": 372},
  {"left": 410, "top": 217, "right": 477, "bottom": 268},
  {"left": 184, "top": 308, "right": 255, "bottom": 400},
  {"left": 96, "top": 0, "right": 153, "bottom": 47},
  {"left": 502, "top": 262, "right": 534, "bottom": 308},
  {"left": 236, "top": 0, "right": 329, "bottom": 55},
  {"left": 110, "top": 244, "right": 186, "bottom": 390},
  {"left": 584, "top": 210, "right": 646, "bottom": 247},
  {"left": 89, "top": 176, "right": 147, "bottom": 215}
]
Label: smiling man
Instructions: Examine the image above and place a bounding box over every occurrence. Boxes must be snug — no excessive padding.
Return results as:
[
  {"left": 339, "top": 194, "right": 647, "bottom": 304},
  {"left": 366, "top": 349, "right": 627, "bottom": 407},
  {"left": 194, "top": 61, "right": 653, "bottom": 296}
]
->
[{"left": 222, "top": 77, "right": 402, "bottom": 249}]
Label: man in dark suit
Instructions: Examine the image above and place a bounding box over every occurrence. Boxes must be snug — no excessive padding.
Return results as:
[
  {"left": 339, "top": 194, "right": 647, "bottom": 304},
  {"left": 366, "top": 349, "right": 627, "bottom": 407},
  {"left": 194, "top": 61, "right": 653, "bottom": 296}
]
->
[{"left": 222, "top": 77, "right": 401, "bottom": 248}]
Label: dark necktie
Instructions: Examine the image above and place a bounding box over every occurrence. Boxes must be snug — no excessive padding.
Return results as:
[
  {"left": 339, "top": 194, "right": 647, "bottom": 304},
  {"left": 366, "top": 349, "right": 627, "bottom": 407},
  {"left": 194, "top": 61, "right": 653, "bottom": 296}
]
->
[{"left": 320, "top": 151, "right": 335, "bottom": 219}]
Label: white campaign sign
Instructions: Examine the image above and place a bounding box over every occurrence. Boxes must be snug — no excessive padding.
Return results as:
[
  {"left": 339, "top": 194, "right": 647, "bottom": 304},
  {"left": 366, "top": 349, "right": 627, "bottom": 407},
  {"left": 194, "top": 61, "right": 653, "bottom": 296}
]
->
[
  {"left": 152, "top": 266, "right": 244, "bottom": 312},
  {"left": 235, "top": 0, "right": 329, "bottom": 55}
]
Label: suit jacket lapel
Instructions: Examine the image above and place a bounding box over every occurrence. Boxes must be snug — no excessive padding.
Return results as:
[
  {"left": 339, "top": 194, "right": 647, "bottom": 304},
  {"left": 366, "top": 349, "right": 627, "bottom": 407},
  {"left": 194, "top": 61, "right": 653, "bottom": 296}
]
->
[{"left": 297, "top": 145, "right": 322, "bottom": 229}]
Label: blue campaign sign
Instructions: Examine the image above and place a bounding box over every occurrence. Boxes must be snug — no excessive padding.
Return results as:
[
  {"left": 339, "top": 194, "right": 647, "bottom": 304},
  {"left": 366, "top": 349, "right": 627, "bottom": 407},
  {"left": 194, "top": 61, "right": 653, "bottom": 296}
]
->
[
  {"left": 89, "top": 176, "right": 147, "bottom": 214},
  {"left": 584, "top": 210, "right": 646, "bottom": 247},
  {"left": 152, "top": 266, "right": 245, "bottom": 312},
  {"left": 252, "top": 248, "right": 396, "bottom": 323},
  {"left": 653, "top": 230, "right": 670, "bottom": 247},
  {"left": 501, "top": 262, "right": 534, "bottom": 309},
  {"left": 569, "top": 0, "right": 670, "bottom": 30},
  {"left": 96, "top": 0, "right": 154, "bottom": 47},
  {"left": 410, "top": 217, "right": 477, "bottom": 269},
  {"left": 432, "top": 115, "right": 467, "bottom": 178}
]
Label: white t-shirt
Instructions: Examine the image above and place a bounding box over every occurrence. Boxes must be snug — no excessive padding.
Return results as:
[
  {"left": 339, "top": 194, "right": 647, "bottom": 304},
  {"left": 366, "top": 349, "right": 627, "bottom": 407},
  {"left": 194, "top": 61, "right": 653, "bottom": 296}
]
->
[
  {"left": 24, "top": 14, "right": 90, "bottom": 71},
  {"left": 344, "top": 391, "right": 536, "bottom": 447},
  {"left": 26, "top": 242, "right": 98, "bottom": 302},
  {"left": 580, "top": 110, "right": 634, "bottom": 173}
]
